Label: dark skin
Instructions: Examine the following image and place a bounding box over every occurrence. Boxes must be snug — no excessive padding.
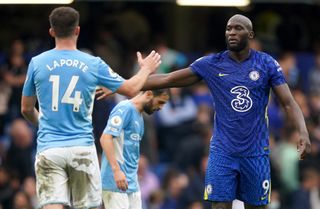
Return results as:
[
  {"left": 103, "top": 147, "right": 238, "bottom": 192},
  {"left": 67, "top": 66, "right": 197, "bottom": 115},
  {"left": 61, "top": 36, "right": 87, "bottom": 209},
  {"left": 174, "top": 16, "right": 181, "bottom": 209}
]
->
[
  {"left": 97, "top": 14, "right": 311, "bottom": 209},
  {"left": 142, "top": 14, "right": 310, "bottom": 159}
]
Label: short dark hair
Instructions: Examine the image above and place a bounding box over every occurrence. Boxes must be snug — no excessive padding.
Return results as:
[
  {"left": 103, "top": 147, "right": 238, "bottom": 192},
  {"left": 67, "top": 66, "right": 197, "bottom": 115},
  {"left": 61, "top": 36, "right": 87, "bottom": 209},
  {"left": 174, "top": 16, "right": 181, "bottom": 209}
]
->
[
  {"left": 49, "top": 7, "right": 79, "bottom": 38},
  {"left": 151, "top": 89, "right": 170, "bottom": 97}
]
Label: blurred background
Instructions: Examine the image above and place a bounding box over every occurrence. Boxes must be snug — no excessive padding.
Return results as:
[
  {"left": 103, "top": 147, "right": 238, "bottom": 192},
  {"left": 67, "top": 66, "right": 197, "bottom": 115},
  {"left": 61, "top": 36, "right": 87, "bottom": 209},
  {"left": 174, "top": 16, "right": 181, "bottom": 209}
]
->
[{"left": 1, "top": 1, "right": 320, "bottom": 209}]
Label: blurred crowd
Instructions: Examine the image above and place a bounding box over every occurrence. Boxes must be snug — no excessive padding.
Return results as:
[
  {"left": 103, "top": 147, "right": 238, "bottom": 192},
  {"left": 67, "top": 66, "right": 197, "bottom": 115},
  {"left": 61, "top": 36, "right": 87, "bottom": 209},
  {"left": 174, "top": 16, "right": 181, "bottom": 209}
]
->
[{"left": 1, "top": 27, "right": 320, "bottom": 209}]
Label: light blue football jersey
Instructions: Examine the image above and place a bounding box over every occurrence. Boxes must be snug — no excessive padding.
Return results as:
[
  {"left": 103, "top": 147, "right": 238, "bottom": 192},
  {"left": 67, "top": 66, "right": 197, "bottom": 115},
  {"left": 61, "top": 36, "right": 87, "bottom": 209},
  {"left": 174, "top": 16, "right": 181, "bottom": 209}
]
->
[
  {"left": 101, "top": 100, "right": 144, "bottom": 193},
  {"left": 22, "top": 49, "right": 124, "bottom": 153}
]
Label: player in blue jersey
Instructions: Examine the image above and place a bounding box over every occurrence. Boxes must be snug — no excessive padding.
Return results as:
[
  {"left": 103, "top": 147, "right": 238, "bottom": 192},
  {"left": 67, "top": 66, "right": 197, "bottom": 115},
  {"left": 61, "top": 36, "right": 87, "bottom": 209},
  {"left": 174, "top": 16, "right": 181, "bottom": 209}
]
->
[
  {"left": 100, "top": 89, "right": 169, "bottom": 209},
  {"left": 21, "top": 7, "right": 161, "bottom": 209},
  {"left": 131, "top": 14, "right": 310, "bottom": 209}
]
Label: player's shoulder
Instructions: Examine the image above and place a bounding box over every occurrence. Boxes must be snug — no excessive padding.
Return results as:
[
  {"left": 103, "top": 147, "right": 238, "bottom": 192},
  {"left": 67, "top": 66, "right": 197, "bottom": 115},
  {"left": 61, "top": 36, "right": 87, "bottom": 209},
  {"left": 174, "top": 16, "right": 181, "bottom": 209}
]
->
[
  {"left": 193, "top": 51, "right": 226, "bottom": 65},
  {"left": 113, "top": 100, "right": 134, "bottom": 113},
  {"left": 31, "top": 49, "right": 54, "bottom": 61},
  {"left": 77, "top": 49, "right": 98, "bottom": 58},
  {"left": 251, "top": 50, "right": 276, "bottom": 63},
  {"left": 74, "top": 49, "right": 104, "bottom": 64},
  {"left": 117, "top": 99, "right": 131, "bottom": 108},
  {"left": 32, "top": 49, "right": 101, "bottom": 61},
  {"left": 28, "top": 50, "right": 54, "bottom": 67},
  {"left": 251, "top": 50, "right": 282, "bottom": 73},
  {"left": 110, "top": 100, "right": 136, "bottom": 123}
]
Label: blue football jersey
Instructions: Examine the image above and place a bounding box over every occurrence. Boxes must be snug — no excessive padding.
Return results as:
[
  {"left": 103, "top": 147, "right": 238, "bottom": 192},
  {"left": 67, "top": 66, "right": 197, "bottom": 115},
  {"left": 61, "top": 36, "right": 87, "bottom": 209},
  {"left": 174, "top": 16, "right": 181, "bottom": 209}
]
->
[
  {"left": 22, "top": 49, "right": 124, "bottom": 153},
  {"left": 190, "top": 49, "right": 286, "bottom": 156},
  {"left": 101, "top": 100, "right": 144, "bottom": 193}
]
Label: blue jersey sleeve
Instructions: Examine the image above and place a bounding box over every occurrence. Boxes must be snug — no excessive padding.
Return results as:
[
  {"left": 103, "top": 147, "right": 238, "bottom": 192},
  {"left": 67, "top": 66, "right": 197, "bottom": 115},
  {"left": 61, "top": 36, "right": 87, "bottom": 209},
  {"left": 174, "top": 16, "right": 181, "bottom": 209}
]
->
[
  {"left": 97, "top": 58, "right": 125, "bottom": 92},
  {"left": 190, "top": 56, "right": 212, "bottom": 79},
  {"left": 22, "top": 59, "right": 36, "bottom": 96},
  {"left": 267, "top": 56, "right": 287, "bottom": 87},
  {"left": 103, "top": 103, "right": 131, "bottom": 137}
]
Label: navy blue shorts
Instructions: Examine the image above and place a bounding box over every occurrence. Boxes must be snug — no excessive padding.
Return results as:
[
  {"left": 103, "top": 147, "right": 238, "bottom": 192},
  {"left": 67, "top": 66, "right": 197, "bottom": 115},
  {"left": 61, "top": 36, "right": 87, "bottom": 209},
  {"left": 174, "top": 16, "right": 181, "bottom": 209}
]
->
[{"left": 204, "top": 152, "right": 271, "bottom": 206}]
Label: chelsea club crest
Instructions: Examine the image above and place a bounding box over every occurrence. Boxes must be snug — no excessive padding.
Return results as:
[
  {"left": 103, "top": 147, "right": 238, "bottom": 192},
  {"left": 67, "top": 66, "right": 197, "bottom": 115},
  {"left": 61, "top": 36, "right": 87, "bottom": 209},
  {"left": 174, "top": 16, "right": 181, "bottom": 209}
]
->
[{"left": 249, "top": 70, "right": 260, "bottom": 81}]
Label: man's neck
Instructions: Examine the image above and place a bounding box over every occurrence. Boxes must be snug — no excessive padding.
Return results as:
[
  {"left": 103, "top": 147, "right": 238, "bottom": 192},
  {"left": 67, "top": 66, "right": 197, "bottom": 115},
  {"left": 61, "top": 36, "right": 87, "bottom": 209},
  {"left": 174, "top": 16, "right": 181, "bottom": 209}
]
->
[
  {"left": 55, "top": 37, "right": 77, "bottom": 50},
  {"left": 131, "top": 95, "right": 145, "bottom": 113},
  {"left": 228, "top": 48, "right": 251, "bottom": 63}
]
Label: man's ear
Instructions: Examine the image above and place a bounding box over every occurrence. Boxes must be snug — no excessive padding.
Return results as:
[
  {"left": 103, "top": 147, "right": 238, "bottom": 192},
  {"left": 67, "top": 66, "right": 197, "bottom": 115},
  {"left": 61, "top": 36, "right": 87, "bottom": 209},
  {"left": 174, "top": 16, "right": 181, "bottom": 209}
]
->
[
  {"left": 75, "top": 26, "right": 80, "bottom": 36},
  {"left": 249, "top": 31, "right": 255, "bottom": 39},
  {"left": 49, "top": 28, "right": 55, "bottom": 38},
  {"left": 145, "top": 90, "right": 154, "bottom": 99}
]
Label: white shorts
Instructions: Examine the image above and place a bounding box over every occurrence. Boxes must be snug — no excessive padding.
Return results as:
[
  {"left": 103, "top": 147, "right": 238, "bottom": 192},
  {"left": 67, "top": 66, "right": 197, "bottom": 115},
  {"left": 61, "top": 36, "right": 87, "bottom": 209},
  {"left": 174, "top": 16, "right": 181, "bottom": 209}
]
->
[
  {"left": 35, "top": 145, "right": 102, "bottom": 209},
  {"left": 102, "top": 190, "right": 142, "bottom": 209}
]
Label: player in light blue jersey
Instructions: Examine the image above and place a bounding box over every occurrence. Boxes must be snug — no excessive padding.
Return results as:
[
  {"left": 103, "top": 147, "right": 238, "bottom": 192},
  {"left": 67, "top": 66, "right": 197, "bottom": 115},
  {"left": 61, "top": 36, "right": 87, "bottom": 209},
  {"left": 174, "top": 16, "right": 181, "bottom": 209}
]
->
[
  {"left": 21, "top": 7, "right": 161, "bottom": 209},
  {"left": 134, "top": 15, "right": 310, "bottom": 209},
  {"left": 100, "top": 89, "right": 169, "bottom": 209}
]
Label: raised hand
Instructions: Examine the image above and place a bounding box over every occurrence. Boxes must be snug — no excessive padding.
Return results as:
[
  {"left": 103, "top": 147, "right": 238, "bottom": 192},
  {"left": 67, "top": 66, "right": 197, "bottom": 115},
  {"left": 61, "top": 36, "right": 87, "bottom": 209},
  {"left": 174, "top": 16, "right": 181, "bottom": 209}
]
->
[{"left": 137, "top": 50, "right": 161, "bottom": 74}]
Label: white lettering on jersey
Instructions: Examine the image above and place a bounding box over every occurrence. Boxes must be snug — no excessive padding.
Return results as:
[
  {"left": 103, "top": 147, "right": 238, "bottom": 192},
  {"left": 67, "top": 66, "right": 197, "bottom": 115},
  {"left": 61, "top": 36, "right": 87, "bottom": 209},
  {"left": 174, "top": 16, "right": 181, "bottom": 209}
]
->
[
  {"left": 230, "top": 86, "right": 252, "bottom": 112},
  {"left": 108, "top": 67, "right": 119, "bottom": 78},
  {"left": 130, "top": 133, "right": 141, "bottom": 141},
  {"left": 274, "top": 60, "right": 282, "bottom": 72},
  {"left": 49, "top": 75, "right": 83, "bottom": 112},
  {"left": 46, "top": 59, "right": 89, "bottom": 72}
]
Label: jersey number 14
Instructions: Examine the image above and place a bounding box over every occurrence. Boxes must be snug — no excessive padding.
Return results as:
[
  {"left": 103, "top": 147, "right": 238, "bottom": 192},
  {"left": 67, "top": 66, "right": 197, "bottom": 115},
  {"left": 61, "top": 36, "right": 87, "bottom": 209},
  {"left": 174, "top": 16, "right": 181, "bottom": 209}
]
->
[{"left": 49, "top": 75, "right": 83, "bottom": 112}]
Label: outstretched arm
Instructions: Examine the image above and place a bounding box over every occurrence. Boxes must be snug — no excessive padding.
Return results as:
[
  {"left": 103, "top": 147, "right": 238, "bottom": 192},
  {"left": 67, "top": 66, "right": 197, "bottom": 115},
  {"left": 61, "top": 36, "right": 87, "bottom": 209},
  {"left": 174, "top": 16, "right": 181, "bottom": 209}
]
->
[
  {"left": 142, "top": 67, "right": 201, "bottom": 90},
  {"left": 95, "top": 67, "right": 201, "bottom": 99},
  {"left": 273, "top": 84, "right": 311, "bottom": 159}
]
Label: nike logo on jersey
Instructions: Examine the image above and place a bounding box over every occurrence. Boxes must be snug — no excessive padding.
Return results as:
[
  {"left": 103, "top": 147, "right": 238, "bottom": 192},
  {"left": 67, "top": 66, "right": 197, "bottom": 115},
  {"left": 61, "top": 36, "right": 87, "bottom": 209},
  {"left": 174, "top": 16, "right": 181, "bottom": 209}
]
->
[
  {"left": 260, "top": 195, "right": 268, "bottom": 201},
  {"left": 218, "top": 73, "right": 229, "bottom": 77}
]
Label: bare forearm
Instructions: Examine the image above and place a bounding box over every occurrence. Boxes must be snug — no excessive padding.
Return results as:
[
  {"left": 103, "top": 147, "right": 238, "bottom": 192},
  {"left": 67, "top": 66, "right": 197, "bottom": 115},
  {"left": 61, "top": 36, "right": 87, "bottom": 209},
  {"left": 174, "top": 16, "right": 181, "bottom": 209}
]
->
[
  {"left": 142, "top": 74, "right": 172, "bottom": 90},
  {"left": 273, "top": 84, "right": 308, "bottom": 135},
  {"left": 100, "top": 135, "right": 120, "bottom": 172},
  {"left": 284, "top": 101, "right": 308, "bottom": 135},
  {"left": 142, "top": 68, "right": 201, "bottom": 90},
  {"left": 21, "top": 96, "right": 38, "bottom": 126},
  {"left": 21, "top": 108, "right": 39, "bottom": 126},
  {"left": 116, "top": 68, "right": 151, "bottom": 97},
  {"left": 126, "top": 68, "right": 151, "bottom": 95}
]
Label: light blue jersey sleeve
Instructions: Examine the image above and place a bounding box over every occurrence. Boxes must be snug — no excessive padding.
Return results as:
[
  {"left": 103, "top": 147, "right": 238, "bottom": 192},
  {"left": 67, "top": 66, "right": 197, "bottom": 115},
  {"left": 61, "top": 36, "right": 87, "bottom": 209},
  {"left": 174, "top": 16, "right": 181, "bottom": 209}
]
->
[
  {"left": 96, "top": 58, "right": 125, "bottom": 93},
  {"left": 103, "top": 101, "right": 132, "bottom": 136},
  {"left": 22, "top": 59, "right": 36, "bottom": 96}
]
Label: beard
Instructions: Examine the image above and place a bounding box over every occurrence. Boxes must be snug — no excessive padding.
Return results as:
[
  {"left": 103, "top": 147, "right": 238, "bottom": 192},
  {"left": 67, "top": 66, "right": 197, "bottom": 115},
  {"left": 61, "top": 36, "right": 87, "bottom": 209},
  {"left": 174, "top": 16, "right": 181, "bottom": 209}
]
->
[
  {"left": 143, "top": 104, "right": 154, "bottom": 115},
  {"left": 226, "top": 38, "right": 248, "bottom": 52}
]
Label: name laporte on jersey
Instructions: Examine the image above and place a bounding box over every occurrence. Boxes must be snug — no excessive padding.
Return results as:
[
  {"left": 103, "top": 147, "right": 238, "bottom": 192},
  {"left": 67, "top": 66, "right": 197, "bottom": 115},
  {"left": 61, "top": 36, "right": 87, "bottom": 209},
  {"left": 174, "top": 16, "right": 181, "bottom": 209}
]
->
[{"left": 46, "top": 59, "right": 89, "bottom": 73}]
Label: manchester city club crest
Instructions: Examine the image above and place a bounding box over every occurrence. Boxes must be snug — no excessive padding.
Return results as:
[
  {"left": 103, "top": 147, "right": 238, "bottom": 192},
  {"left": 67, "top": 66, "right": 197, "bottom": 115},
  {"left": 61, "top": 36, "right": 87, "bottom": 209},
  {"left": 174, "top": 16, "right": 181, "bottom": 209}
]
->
[{"left": 249, "top": 70, "right": 260, "bottom": 81}]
